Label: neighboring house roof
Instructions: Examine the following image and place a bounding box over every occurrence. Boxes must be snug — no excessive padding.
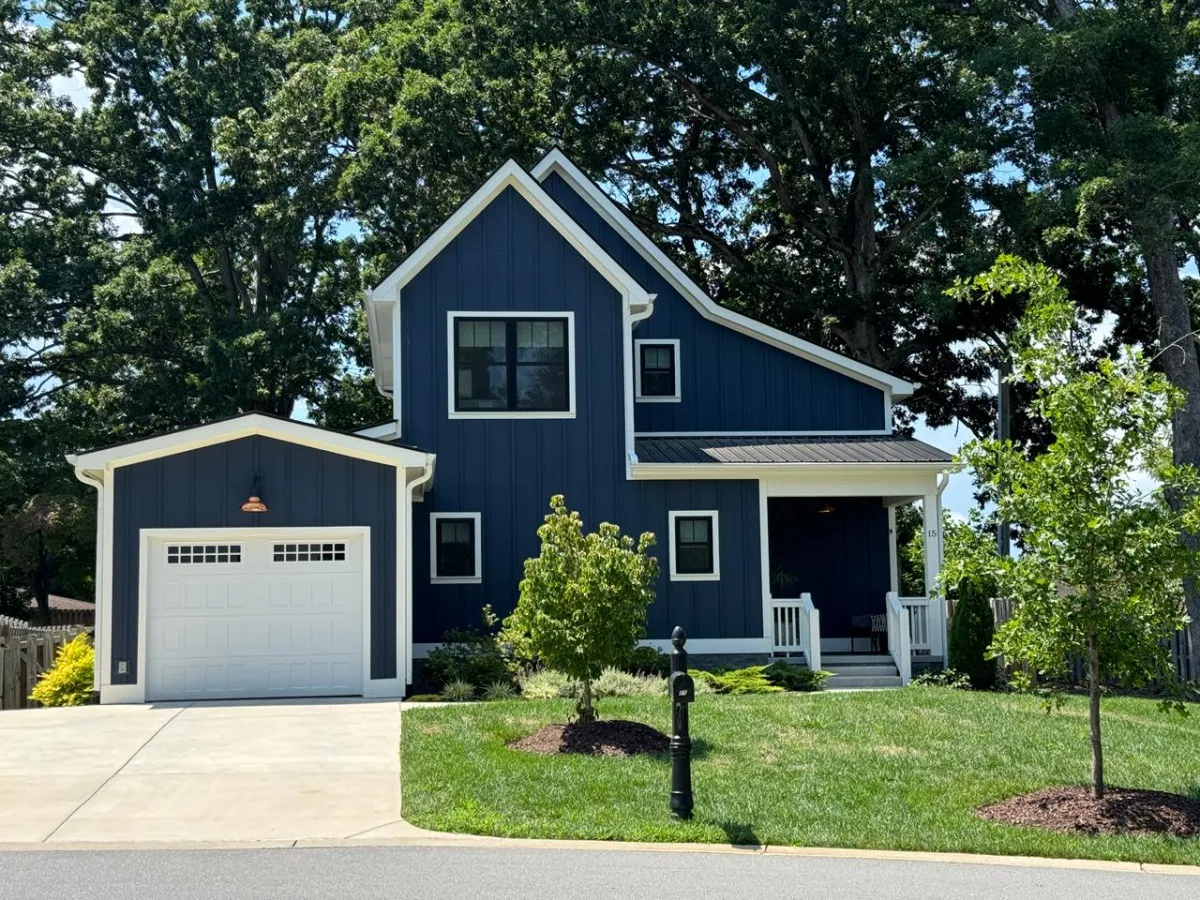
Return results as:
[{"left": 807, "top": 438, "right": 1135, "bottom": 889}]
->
[
  {"left": 634, "top": 435, "right": 953, "bottom": 466},
  {"left": 27, "top": 595, "right": 95, "bottom": 611},
  {"left": 68, "top": 411, "right": 435, "bottom": 474},
  {"left": 366, "top": 158, "right": 656, "bottom": 395},
  {"left": 531, "top": 148, "right": 916, "bottom": 399}
]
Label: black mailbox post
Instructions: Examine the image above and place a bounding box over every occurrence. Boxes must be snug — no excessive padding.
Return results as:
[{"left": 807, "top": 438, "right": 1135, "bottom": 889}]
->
[{"left": 669, "top": 626, "right": 694, "bottom": 819}]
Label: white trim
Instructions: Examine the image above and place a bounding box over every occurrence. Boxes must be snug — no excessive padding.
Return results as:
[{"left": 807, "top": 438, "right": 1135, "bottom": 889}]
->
[
  {"left": 635, "top": 430, "right": 893, "bottom": 437},
  {"left": 446, "top": 312, "right": 577, "bottom": 420},
  {"left": 759, "top": 481, "right": 772, "bottom": 643},
  {"left": 355, "top": 421, "right": 399, "bottom": 440},
  {"left": 633, "top": 338, "right": 681, "bottom": 402},
  {"left": 532, "top": 149, "right": 914, "bottom": 399},
  {"left": 633, "top": 462, "right": 954, "bottom": 484},
  {"left": 430, "top": 512, "right": 483, "bottom": 584},
  {"left": 639, "top": 637, "right": 768, "bottom": 655},
  {"left": 405, "top": 465, "right": 436, "bottom": 683},
  {"left": 74, "top": 413, "right": 432, "bottom": 471},
  {"left": 118, "top": 526, "right": 373, "bottom": 706},
  {"left": 100, "top": 468, "right": 115, "bottom": 690},
  {"left": 668, "top": 510, "right": 720, "bottom": 581},
  {"left": 412, "top": 636, "right": 771, "bottom": 658}
]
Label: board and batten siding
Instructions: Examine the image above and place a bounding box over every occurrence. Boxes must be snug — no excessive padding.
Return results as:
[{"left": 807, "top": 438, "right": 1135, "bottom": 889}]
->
[
  {"left": 400, "top": 185, "right": 763, "bottom": 644},
  {"left": 109, "top": 436, "right": 398, "bottom": 684},
  {"left": 767, "top": 496, "right": 891, "bottom": 638},
  {"left": 542, "top": 171, "right": 886, "bottom": 433}
]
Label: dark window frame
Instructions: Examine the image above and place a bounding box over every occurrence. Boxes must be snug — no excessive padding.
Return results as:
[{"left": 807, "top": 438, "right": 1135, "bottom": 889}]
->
[
  {"left": 432, "top": 514, "right": 481, "bottom": 582},
  {"left": 671, "top": 512, "right": 719, "bottom": 579},
  {"left": 452, "top": 316, "right": 571, "bottom": 413},
  {"left": 637, "top": 341, "right": 679, "bottom": 399}
]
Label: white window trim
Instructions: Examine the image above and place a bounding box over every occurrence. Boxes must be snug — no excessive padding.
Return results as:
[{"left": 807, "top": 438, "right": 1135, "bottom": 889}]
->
[
  {"left": 430, "top": 512, "right": 483, "bottom": 584},
  {"left": 634, "top": 338, "right": 681, "bottom": 403},
  {"left": 668, "top": 510, "right": 720, "bottom": 582},
  {"left": 446, "top": 311, "right": 577, "bottom": 420}
]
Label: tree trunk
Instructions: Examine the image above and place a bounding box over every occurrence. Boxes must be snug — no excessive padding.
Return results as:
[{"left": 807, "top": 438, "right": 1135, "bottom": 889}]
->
[
  {"left": 578, "top": 678, "right": 595, "bottom": 724},
  {"left": 1141, "top": 229, "right": 1200, "bottom": 681},
  {"left": 1087, "top": 630, "right": 1104, "bottom": 800}
]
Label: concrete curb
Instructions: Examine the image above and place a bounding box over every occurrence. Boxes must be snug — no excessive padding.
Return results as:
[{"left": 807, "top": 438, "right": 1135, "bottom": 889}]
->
[{"left": 1, "top": 829, "right": 1197, "bottom": 875}]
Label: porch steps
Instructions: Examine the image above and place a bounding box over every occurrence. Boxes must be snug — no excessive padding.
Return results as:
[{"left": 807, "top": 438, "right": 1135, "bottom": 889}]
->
[{"left": 821, "top": 654, "right": 902, "bottom": 690}]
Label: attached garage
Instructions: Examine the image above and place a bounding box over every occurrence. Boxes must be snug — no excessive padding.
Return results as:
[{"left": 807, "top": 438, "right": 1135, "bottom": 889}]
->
[
  {"left": 144, "top": 532, "right": 367, "bottom": 702},
  {"left": 69, "top": 413, "right": 435, "bottom": 705}
]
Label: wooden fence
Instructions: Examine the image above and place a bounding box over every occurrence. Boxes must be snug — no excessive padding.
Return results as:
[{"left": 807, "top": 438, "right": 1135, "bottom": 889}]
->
[{"left": 0, "top": 616, "right": 92, "bottom": 711}]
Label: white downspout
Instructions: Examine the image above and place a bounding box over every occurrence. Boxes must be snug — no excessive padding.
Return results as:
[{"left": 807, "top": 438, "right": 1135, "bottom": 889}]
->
[
  {"left": 403, "top": 458, "right": 436, "bottom": 684},
  {"left": 70, "top": 459, "right": 105, "bottom": 692}
]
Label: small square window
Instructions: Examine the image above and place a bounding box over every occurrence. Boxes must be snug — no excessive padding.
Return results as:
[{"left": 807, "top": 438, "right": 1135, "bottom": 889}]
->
[
  {"left": 431, "top": 514, "right": 482, "bottom": 582},
  {"left": 669, "top": 512, "right": 719, "bottom": 581},
  {"left": 636, "top": 340, "right": 680, "bottom": 401}
]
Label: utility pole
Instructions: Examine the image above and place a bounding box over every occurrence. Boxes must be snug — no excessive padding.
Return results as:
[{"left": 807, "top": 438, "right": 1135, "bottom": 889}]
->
[{"left": 996, "top": 360, "right": 1012, "bottom": 558}]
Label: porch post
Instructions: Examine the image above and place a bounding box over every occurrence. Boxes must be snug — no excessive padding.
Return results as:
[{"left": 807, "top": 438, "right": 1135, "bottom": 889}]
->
[
  {"left": 921, "top": 491, "right": 942, "bottom": 598},
  {"left": 886, "top": 505, "right": 899, "bottom": 594}
]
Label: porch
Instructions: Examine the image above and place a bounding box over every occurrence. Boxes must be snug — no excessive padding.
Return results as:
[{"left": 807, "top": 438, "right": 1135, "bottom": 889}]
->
[{"left": 762, "top": 484, "right": 948, "bottom": 686}]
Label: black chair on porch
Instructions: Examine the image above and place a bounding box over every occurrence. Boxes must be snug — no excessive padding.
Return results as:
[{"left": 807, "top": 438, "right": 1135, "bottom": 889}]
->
[{"left": 850, "top": 614, "right": 889, "bottom": 654}]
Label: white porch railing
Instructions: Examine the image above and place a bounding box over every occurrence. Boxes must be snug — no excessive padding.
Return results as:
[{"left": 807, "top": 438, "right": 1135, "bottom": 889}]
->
[
  {"left": 771, "top": 593, "right": 821, "bottom": 671},
  {"left": 885, "top": 591, "right": 912, "bottom": 685},
  {"left": 896, "top": 596, "right": 947, "bottom": 660}
]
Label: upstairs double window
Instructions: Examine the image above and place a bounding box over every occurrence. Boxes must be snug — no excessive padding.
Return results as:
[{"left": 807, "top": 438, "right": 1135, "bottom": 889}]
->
[{"left": 451, "top": 313, "right": 574, "bottom": 417}]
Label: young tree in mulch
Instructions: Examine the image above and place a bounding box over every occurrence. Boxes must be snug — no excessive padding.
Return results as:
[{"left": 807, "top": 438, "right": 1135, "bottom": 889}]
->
[
  {"left": 504, "top": 495, "right": 659, "bottom": 724},
  {"left": 947, "top": 256, "right": 1198, "bottom": 802}
]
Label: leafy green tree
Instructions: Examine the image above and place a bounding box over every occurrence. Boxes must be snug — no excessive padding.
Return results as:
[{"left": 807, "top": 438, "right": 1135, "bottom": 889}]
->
[
  {"left": 455, "top": 0, "right": 1021, "bottom": 434},
  {"left": 978, "top": 0, "right": 1200, "bottom": 675},
  {"left": 504, "top": 495, "right": 659, "bottom": 723},
  {"left": 947, "top": 256, "right": 1196, "bottom": 799}
]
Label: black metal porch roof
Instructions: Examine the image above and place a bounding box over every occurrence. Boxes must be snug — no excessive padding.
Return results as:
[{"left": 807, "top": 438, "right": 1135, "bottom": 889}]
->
[{"left": 634, "top": 434, "right": 953, "bottom": 466}]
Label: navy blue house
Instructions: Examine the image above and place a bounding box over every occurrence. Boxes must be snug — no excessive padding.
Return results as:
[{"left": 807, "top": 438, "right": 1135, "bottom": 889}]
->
[{"left": 71, "top": 150, "right": 952, "bottom": 704}]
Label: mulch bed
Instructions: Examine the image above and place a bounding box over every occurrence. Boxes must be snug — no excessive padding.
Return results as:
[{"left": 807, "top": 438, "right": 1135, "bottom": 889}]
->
[
  {"left": 977, "top": 786, "right": 1200, "bottom": 837},
  {"left": 508, "top": 720, "right": 670, "bottom": 757}
]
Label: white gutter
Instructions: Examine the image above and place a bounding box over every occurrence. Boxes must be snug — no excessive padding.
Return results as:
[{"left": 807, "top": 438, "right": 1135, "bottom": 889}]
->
[
  {"left": 71, "top": 460, "right": 105, "bottom": 692},
  {"left": 403, "top": 458, "right": 437, "bottom": 683}
]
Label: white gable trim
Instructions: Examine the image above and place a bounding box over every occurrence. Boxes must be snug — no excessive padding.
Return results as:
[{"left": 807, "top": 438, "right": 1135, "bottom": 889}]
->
[
  {"left": 71, "top": 413, "right": 433, "bottom": 472},
  {"left": 531, "top": 149, "right": 915, "bottom": 400},
  {"left": 369, "top": 159, "right": 654, "bottom": 310}
]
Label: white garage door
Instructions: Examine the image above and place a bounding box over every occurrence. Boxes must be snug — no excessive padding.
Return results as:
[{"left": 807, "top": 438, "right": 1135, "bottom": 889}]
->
[{"left": 145, "top": 534, "right": 366, "bottom": 701}]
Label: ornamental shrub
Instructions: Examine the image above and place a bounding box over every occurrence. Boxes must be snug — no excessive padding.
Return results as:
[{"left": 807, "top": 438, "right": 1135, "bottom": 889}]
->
[
  {"left": 624, "top": 645, "right": 671, "bottom": 678},
  {"left": 911, "top": 668, "right": 973, "bottom": 689},
  {"left": 763, "top": 660, "right": 830, "bottom": 692},
  {"left": 692, "top": 665, "right": 782, "bottom": 695},
  {"left": 594, "top": 666, "right": 666, "bottom": 697},
  {"left": 440, "top": 679, "right": 476, "bottom": 702},
  {"left": 948, "top": 577, "right": 997, "bottom": 690},
  {"left": 422, "top": 628, "right": 511, "bottom": 691},
  {"left": 517, "top": 668, "right": 578, "bottom": 699},
  {"left": 29, "top": 633, "right": 94, "bottom": 707}
]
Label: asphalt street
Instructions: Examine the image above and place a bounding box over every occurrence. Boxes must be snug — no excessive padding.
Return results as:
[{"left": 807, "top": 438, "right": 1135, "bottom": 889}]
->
[{"left": 0, "top": 845, "right": 1194, "bottom": 900}]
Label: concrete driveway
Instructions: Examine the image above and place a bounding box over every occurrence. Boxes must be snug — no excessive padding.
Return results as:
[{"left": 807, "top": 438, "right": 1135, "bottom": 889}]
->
[{"left": 0, "top": 698, "right": 404, "bottom": 844}]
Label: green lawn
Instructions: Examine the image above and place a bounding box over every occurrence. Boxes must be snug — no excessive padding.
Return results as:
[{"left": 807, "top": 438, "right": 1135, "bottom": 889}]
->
[{"left": 400, "top": 689, "right": 1200, "bottom": 864}]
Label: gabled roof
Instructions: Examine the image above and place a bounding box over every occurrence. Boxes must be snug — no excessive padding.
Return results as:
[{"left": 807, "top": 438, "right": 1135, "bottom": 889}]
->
[
  {"left": 635, "top": 434, "right": 952, "bottom": 466},
  {"left": 366, "top": 159, "right": 656, "bottom": 394},
  {"left": 69, "top": 412, "right": 434, "bottom": 473},
  {"left": 531, "top": 149, "right": 916, "bottom": 399}
]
